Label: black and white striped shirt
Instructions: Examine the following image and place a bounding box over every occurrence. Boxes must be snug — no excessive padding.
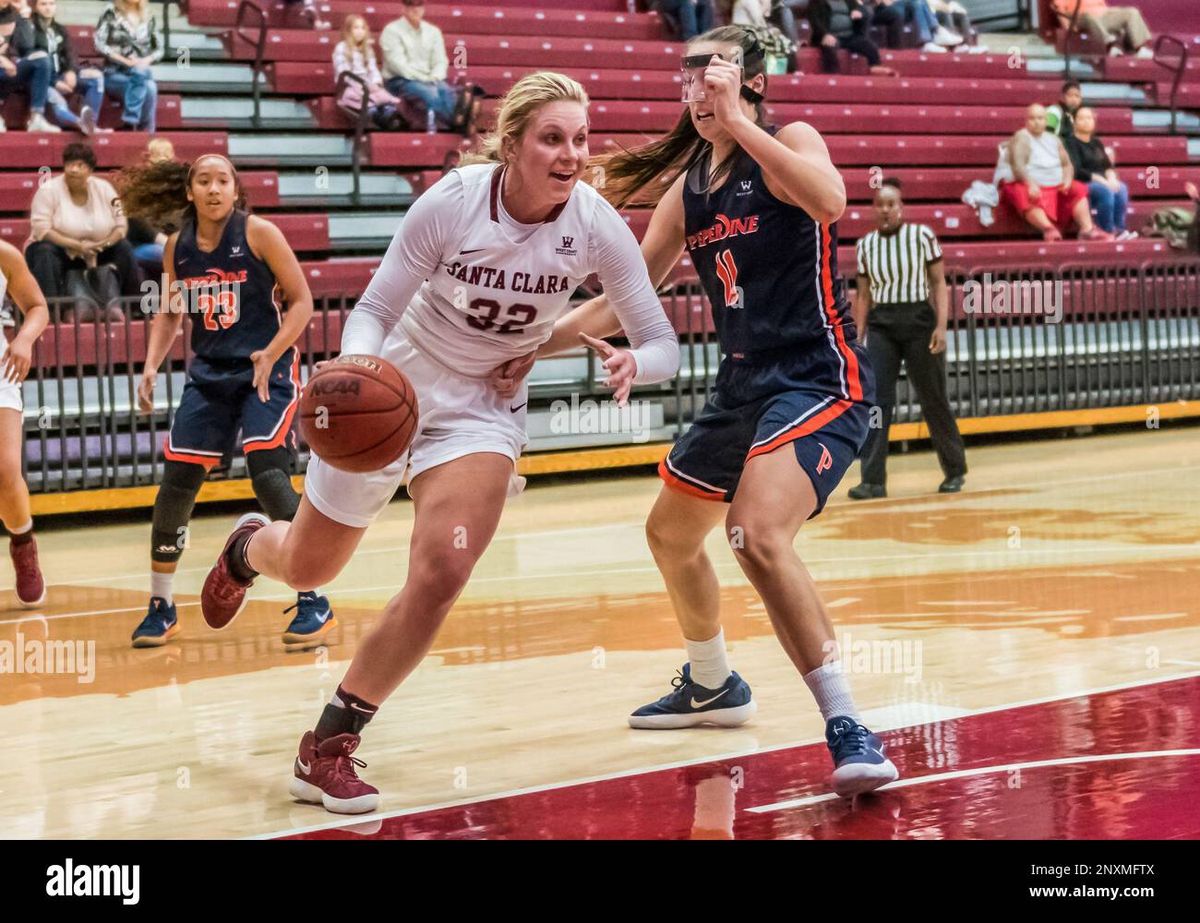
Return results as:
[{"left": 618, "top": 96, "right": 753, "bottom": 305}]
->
[
  {"left": 856, "top": 223, "right": 942, "bottom": 305},
  {"left": 94, "top": 3, "right": 162, "bottom": 66}
]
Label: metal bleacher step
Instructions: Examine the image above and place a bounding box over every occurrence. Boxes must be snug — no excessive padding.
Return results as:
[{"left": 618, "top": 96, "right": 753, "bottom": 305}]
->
[
  {"left": 180, "top": 95, "right": 317, "bottom": 130},
  {"left": 276, "top": 171, "right": 420, "bottom": 208},
  {"left": 154, "top": 62, "right": 262, "bottom": 94},
  {"left": 1134, "top": 109, "right": 1200, "bottom": 133},
  {"left": 227, "top": 133, "right": 353, "bottom": 167},
  {"left": 326, "top": 211, "right": 407, "bottom": 251}
]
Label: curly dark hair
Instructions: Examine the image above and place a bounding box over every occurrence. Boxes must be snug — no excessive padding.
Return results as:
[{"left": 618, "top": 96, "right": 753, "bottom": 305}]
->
[{"left": 113, "top": 153, "right": 247, "bottom": 230}]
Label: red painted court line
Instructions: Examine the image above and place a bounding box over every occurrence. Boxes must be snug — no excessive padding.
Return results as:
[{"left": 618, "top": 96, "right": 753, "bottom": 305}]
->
[{"left": 280, "top": 675, "right": 1200, "bottom": 840}]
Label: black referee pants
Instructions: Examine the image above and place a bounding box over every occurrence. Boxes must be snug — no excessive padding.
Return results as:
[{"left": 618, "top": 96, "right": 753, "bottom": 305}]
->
[{"left": 859, "top": 300, "right": 966, "bottom": 487}]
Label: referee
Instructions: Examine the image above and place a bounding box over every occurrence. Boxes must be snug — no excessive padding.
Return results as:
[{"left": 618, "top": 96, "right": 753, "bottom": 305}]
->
[{"left": 849, "top": 178, "right": 966, "bottom": 499}]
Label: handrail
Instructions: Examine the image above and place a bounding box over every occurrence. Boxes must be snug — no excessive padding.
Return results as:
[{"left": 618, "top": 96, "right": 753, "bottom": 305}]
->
[
  {"left": 334, "top": 70, "right": 371, "bottom": 207},
  {"left": 1062, "top": 0, "right": 1083, "bottom": 81},
  {"left": 1151, "top": 34, "right": 1189, "bottom": 136},
  {"left": 235, "top": 0, "right": 269, "bottom": 130}
]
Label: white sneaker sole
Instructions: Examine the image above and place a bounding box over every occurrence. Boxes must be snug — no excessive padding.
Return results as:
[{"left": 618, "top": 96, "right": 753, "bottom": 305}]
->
[
  {"left": 288, "top": 776, "right": 380, "bottom": 815},
  {"left": 628, "top": 699, "right": 757, "bottom": 729},
  {"left": 832, "top": 758, "right": 900, "bottom": 797}
]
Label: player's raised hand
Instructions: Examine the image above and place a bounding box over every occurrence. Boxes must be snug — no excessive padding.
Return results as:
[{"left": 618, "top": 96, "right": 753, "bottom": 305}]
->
[
  {"left": 137, "top": 369, "right": 156, "bottom": 414},
  {"left": 704, "top": 57, "right": 747, "bottom": 129},
  {"left": 249, "top": 349, "right": 275, "bottom": 402},
  {"left": 488, "top": 349, "right": 537, "bottom": 398},
  {"left": 580, "top": 333, "right": 637, "bottom": 407}
]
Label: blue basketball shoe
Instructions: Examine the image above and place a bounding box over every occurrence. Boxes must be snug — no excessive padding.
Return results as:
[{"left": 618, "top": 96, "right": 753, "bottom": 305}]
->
[
  {"left": 282, "top": 591, "right": 337, "bottom": 648},
  {"left": 131, "top": 596, "right": 179, "bottom": 648},
  {"left": 826, "top": 715, "right": 899, "bottom": 796},
  {"left": 629, "top": 663, "right": 757, "bottom": 729}
]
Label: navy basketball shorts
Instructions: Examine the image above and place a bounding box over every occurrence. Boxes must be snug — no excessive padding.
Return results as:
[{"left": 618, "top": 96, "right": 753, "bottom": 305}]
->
[
  {"left": 163, "top": 348, "right": 301, "bottom": 468},
  {"left": 658, "top": 347, "right": 875, "bottom": 518}
]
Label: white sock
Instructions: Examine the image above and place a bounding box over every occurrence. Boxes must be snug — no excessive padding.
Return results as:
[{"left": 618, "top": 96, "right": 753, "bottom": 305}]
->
[
  {"left": 803, "top": 662, "right": 860, "bottom": 723},
  {"left": 10, "top": 520, "right": 32, "bottom": 535},
  {"left": 151, "top": 571, "right": 175, "bottom": 605},
  {"left": 686, "top": 629, "right": 732, "bottom": 689}
]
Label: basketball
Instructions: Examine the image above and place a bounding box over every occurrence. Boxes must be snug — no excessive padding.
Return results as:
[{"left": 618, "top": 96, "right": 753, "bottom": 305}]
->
[{"left": 298, "top": 355, "right": 418, "bottom": 473}]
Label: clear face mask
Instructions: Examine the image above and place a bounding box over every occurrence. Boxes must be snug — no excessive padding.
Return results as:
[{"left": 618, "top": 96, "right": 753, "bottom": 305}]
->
[{"left": 681, "top": 47, "right": 744, "bottom": 104}]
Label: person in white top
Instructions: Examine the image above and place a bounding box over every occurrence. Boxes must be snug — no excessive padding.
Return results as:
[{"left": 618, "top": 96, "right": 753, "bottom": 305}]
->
[
  {"left": 379, "top": 0, "right": 459, "bottom": 130},
  {"left": 0, "top": 239, "right": 50, "bottom": 608},
  {"left": 997, "top": 104, "right": 1109, "bottom": 242},
  {"left": 200, "top": 71, "right": 680, "bottom": 814}
]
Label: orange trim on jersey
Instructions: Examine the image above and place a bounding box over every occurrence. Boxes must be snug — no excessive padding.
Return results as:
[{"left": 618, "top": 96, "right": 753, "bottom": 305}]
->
[
  {"left": 162, "top": 445, "right": 222, "bottom": 469},
  {"left": 820, "top": 225, "right": 864, "bottom": 402},
  {"left": 243, "top": 350, "right": 301, "bottom": 452},
  {"left": 657, "top": 459, "right": 727, "bottom": 502},
  {"left": 745, "top": 398, "right": 853, "bottom": 460}
]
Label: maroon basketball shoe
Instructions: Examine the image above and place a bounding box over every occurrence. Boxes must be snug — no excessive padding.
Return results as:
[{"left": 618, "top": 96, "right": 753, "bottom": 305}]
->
[
  {"left": 289, "top": 731, "right": 380, "bottom": 814},
  {"left": 200, "top": 512, "right": 268, "bottom": 630},
  {"left": 10, "top": 536, "right": 46, "bottom": 608}
]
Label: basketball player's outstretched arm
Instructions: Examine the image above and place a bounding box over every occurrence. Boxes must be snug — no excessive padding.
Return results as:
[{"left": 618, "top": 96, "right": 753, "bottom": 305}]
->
[
  {"left": 338, "top": 180, "right": 450, "bottom": 357},
  {"left": 139, "top": 233, "right": 186, "bottom": 413},
  {"left": 535, "top": 173, "right": 688, "bottom": 356},
  {"left": 247, "top": 215, "right": 315, "bottom": 401},
  {"left": 0, "top": 240, "right": 49, "bottom": 385}
]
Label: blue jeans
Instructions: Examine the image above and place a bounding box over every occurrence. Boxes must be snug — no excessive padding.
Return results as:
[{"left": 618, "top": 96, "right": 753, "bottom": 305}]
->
[
  {"left": 47, "top": 71, "right": 105, "bottom": 128},
  {"left": 880, "top": 0, "right": 939, "bottom": 45},
  {"left": 104, "top": 65, "right": 158, "bottom": 131},
  {"left": 0, "top": 55, "right": 53, "bottom": 112},
  {"left": 656, "top": 0, "right": 714, "bottom": 41},
  {"left": 385, "top": 77, "right": 457, "bottom": 125},
  {"left": 1088, "top": 179, "right": 1129, "bottom": 232}
]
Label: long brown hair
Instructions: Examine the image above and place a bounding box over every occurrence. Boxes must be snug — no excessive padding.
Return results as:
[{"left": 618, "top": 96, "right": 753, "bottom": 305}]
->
[
  {"left": 590, "top": 25, "right": 768, "bottom": 209},
  {"left": 115, "top": 153, "right": 246, "bottom": 230}
]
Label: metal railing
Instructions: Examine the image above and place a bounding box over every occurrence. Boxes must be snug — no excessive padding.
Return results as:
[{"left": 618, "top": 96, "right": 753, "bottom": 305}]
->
[
  {"left": 234, "top": 0, "right": 269, "bottom": 130},
  {"left": 1151, "top": 34, "right": 1190, "bottom": 136},
  {"left": 9, "top": 258, "right": 1200, "bottom": 495}
]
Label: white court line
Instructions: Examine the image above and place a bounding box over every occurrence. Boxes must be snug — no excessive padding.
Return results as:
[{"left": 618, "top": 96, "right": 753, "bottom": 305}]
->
[
  {"left": 248, "top": 669, "right": 1200, "bottom": 840},
  {"left": 747, "top": 749, "right": 1200, "bottom": 814},
  {"left": 48, "top": 459, "right": 1200, "bottom": 587}
]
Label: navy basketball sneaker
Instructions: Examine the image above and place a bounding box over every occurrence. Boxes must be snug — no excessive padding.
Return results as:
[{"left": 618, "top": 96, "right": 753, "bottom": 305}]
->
[
  {"left": 131, "top": 597, "right": 179, "bottom": 648},
  {"left": 826, "top": 715, "right": 899, "bottom": 796},
  {"left": 282, "top": 591, "right": 337, "bottom": 648},
  {"left": 629, "top": 663, "right": 757, "bottom": 729}
]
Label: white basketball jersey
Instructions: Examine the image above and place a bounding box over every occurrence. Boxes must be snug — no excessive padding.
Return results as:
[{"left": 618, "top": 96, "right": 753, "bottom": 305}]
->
[
  {"left": 0, "top": 269, "right": 8, "bottom": 361},
  {"left": 396, "top": 164, "right": 606, "bottom": 378}
]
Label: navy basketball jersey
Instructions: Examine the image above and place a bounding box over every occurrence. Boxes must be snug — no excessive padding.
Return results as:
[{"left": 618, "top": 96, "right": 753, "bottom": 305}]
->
[
  {"left": 682, "top": 133, "right": 866, "bottom": 401},
  {"left": 172, "top": 210, "right": 281, "bottom": 361}
]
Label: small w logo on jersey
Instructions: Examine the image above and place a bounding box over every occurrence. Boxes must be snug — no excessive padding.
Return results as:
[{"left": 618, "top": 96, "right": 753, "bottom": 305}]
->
[
  {"left": 562, "top": 236, "right": 574, "bottom": 249},
  {"left": 230, "top": 245, "right": 242, "bottom": 257},
  {"left": 740, "top": 180, "right": 753, "bottom": 192},
  {"left": 556, "top": 235, "right": 578, "bottom": 256}
]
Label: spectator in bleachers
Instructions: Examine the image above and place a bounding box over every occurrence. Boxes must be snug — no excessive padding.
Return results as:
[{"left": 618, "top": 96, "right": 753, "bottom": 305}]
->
[
  {"left": 95, "top": 0, "right": 162, "bottom": 132},
  {"left": 997, "top": 103, "right": 1110, "bottom": 241},
  {"left": 1045, "top": 79, "right": 1081, "bottom": 137},
  {"left": 1066, "top": 106, "right": 1136, "bottom": 240},
  {"left": 0, "top": 0, "right": 60, "bottom": 131},
  {"left": 806, "top": 1, "right": 896, "bottom": 75},
  {"left": 1050, "top": 0, "right": 1154, "bottom": 58},
  {"left": 31, "top": 0, "right": 103, "bottom": 134},
  {"left": 870, "top": 0, "right": 961, "bottom": 54},
  {"left": 127, "top": 137, "right": 175, "bottom": 275},
  {"left": 725, "top": 0, "right": 797, "bottom": 71},
  {"left": 25, "top": 142, "right": 141, "bottom": 316},
  {"left": 281, "top": 0, "right": 331, "bottom": 31},
  {"left": 380, "top": 0, "right": 468, "bottom": 132},
  {"left": 927, "top": 0, "right": 984, "bottom": 50},
  {"left": 655, "top": 0, "right": 715, "bottom": 41},
  {"left": 849, "top": 177, "right": 966, "bottom": 498},
  {"left": 334, "top": 14, "right": 405, "bottom": 130}
]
